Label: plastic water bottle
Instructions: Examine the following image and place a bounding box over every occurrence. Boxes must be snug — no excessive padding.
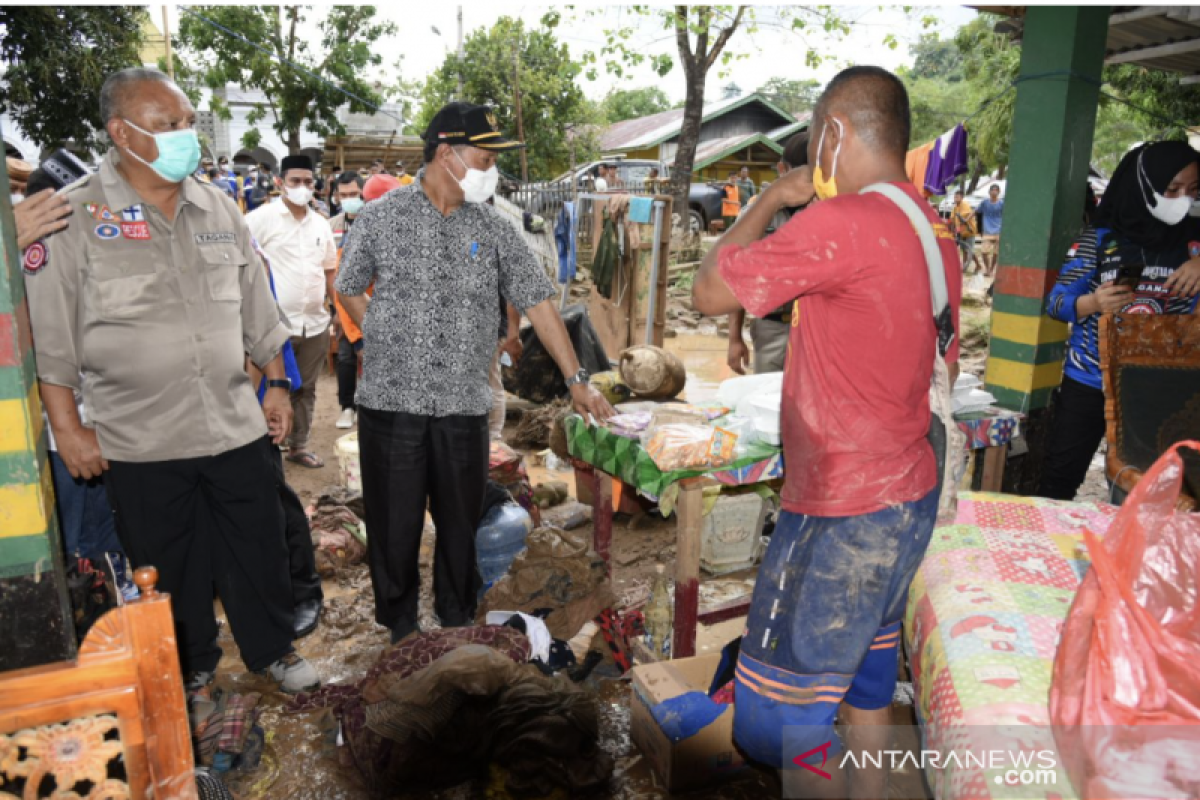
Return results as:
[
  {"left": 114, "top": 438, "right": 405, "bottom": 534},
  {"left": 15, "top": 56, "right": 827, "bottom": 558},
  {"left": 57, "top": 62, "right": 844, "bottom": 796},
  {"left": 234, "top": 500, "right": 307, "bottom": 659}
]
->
[
  {"left": 475, "top": 503, "right": 533, "bottom": 591},
  {"left": 644, "top": 563, "right": 673, "bottom": 659}
]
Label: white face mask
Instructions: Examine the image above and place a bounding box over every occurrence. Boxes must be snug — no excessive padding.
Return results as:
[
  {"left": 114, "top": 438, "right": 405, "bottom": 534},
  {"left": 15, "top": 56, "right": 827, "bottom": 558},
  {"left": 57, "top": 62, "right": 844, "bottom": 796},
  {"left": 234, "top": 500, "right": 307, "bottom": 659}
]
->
[
  {"left": 10, "top": 194, "right": 24, "bottom": 205},
  {"left": 285, "top": 186, "right": 313, "bottom": 207},
  {"left": 1139, "top": 153, "right": 1193, "bottom": 226},
  {"left": 451, "top": 148, "right": 499, "bottom": 204}
]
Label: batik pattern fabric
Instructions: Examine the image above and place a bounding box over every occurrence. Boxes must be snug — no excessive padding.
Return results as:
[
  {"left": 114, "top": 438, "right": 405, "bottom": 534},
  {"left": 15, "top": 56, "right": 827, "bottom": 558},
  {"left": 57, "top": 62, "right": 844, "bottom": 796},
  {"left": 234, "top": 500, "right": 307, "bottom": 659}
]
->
[
  {"left": 903, "top": 492, "right": 1117, "bottom": 800},
  {"left": 955, "top": 408, "right": 1022, "bottom": 450}
]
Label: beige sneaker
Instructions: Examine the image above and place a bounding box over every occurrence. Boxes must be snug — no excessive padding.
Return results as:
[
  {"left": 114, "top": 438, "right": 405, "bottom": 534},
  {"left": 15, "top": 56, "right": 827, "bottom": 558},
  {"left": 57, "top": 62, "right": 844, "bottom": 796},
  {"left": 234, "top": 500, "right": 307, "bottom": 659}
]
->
[{"left": 335, "top": 408, "right": 356, "bottom": 429}]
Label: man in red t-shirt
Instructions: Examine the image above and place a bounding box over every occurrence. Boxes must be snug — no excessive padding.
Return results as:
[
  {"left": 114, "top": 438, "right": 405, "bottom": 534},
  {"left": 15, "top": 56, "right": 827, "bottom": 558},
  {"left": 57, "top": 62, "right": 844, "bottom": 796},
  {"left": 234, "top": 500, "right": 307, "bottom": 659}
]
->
[{"left": 694, "top": 66, "right": 961, "bottom": 796}]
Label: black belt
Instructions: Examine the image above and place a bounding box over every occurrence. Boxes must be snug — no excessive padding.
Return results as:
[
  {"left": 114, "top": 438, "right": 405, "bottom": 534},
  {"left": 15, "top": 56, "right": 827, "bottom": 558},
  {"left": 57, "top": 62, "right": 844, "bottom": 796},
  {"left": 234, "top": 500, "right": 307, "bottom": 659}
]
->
[{"left": 763, "top": 311, "right": 791, "bottom": 324}]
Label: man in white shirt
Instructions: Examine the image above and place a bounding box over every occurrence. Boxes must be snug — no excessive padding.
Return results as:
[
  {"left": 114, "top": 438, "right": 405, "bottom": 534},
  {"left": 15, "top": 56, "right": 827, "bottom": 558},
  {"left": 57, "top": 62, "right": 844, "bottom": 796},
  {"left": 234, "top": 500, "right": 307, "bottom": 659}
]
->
[{"left": 247, "top": 154, "right": 338, "bottom": 468}]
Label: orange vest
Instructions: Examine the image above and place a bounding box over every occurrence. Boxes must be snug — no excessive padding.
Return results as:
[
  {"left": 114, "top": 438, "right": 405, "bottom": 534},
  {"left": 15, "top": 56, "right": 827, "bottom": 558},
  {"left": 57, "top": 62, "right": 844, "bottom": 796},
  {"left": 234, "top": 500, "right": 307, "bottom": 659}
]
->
[{"left": 722, "top": 184, "right": 740, "bottom": 217}]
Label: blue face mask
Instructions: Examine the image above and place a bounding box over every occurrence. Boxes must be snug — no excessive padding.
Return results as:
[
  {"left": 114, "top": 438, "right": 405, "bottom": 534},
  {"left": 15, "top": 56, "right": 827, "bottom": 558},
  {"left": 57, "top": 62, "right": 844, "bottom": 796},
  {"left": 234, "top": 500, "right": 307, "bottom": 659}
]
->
[
  {"left": 340, "top": 197, "right": 364, "bottom": 216},
  {"left": 122, "top": 119, "right": 201, "bottom": 183}
]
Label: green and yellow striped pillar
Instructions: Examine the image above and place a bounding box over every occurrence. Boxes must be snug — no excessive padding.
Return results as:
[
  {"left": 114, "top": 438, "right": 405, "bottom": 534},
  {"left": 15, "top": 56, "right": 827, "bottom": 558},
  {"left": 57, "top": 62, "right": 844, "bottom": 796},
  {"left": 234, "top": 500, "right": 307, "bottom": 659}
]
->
[
  {"left": 984, "top": 5, "right": 1110, "bottom": 413},
  {"left": 0, "top": 147, "right": 76, "bottom": 670}
]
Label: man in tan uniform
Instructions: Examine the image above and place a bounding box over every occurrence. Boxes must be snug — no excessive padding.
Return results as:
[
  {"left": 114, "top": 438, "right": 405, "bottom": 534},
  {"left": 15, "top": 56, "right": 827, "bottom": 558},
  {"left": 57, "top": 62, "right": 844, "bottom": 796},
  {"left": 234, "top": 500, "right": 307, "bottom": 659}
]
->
[{"left": 23, "top": 67, "right": 319, "bottom": 695}]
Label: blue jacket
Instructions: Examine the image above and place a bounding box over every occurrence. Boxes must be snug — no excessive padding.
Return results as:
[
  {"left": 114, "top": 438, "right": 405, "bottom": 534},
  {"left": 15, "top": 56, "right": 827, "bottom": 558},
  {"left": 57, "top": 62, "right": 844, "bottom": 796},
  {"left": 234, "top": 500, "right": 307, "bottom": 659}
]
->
[{"left": 1046, "top": 226, "right": 1199, "bottom": 390}]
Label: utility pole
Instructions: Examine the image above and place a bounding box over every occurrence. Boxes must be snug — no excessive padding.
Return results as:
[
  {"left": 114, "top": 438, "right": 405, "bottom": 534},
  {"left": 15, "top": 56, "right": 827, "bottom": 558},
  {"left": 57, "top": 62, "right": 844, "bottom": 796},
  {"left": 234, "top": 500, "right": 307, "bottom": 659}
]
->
[
  {"left": 456, "top": 6, "right": 464, "bottom": 98},
  {"left": 512, "top": 31, "right": 527, "bottom": 183},
  {"left": 162, "top": 5, "right": 174, "bottom": 79}
]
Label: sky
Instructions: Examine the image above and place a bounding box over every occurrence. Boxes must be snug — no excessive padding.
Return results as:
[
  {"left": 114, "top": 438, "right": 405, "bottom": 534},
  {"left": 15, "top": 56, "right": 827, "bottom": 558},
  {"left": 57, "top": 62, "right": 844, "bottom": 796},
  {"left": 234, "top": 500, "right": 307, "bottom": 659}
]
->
[{"left": 160, "top": 3, "right": 979, "bottom": 109}]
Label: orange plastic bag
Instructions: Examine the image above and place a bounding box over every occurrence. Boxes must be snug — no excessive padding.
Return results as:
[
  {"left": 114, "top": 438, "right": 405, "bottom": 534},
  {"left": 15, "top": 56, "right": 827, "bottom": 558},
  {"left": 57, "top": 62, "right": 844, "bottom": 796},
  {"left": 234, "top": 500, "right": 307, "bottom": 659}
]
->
[{"left": 1050, "top": 441, "right": 1200, "bottom": 799}]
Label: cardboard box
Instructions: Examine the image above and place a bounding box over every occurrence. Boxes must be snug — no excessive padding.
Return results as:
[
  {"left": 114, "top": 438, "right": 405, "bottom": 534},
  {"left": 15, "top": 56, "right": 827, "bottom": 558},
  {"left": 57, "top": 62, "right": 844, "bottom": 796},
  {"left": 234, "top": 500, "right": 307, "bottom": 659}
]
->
[{"left": 630, "top": 654, "right": 747, "bottom": 793}]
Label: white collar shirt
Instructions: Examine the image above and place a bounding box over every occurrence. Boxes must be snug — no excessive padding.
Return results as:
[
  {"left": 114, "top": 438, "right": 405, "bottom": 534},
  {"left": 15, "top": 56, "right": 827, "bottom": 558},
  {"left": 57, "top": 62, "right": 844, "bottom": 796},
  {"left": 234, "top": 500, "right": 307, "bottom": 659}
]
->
[{"left": 246, "top": 198, "right": 338, "bottom": 335}]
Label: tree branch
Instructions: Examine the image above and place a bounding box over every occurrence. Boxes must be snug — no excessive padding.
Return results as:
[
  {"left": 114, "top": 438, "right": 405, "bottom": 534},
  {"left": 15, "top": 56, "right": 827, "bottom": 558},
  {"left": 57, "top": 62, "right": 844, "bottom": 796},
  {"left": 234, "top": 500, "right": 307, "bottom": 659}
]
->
[
  {"left": 674, "top": 6, "right": 693, "bottom": 62},
  {"left": 704, "top": 6, "right": 747, "bottom": 72}
]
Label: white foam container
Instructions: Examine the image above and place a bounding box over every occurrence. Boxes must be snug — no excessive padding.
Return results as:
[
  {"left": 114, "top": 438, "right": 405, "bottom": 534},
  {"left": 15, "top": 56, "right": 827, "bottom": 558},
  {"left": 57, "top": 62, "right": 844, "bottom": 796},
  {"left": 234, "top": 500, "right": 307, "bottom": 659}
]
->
[
  {"left": 746, "top": 391, "right": 782, "bottom": 446},
  {"left": 335, "top": 431, "right": 361, "bottom": 494},
  {"left": 700, "top": 493, "right": 771, "bottom": 575}
]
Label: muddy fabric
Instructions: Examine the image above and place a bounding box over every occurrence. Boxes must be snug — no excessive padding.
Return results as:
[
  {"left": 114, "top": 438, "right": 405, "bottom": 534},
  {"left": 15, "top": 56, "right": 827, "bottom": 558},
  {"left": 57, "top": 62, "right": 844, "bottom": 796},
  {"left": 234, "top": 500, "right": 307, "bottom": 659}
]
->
[
  {"left": 510, "top": 398, "right": 570, "bottom": 450},
  {"left": 287, "top": 628, "right": 609, "bottom": 796},
  {"left": 311, "top": 504, "right": 367, "bottom": 569},
  {"left": 366, "top": 645, "right": 611, "bottom": 796},
  {"left": 477, "top": 527, "right": 616, "bottom": 639}
]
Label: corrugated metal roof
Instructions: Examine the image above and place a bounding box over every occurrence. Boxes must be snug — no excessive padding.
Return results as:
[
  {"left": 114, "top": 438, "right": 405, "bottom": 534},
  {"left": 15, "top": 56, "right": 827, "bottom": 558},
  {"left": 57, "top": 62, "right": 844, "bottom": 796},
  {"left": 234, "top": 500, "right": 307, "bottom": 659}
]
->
[
  {"left": 600, "top": 107, "right": 685, "bottom": 152},
  {"left": 1106, "top": 6, "right": 1200, "bottom": 83},
  {"left": 601, "top": 93, "right": 797, "bottom": 153}
]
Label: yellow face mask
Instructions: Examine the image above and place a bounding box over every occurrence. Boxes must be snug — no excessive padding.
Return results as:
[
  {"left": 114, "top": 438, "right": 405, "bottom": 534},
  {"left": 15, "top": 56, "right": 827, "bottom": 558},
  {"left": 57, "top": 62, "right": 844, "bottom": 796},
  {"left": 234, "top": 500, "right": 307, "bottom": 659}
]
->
[{"left": 812, "top": 117, "right": 844, "bottom": 201}]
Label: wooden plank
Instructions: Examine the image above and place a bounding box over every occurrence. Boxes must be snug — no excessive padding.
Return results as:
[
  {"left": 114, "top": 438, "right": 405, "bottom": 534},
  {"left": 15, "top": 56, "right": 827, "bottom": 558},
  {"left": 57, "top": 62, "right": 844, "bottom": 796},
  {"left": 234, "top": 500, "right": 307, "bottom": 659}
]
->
[
  {"left": 591, "top": 467, "right": 614, "bottom": 577},
  {"left": 980, "top": 444, "right": 1007, "bottom": 492},
  {"left": 672, "top": 481, "right": 703, "bottom": 659},
  {"left": 697, "top": 598, "right": 751, "bottom": 626}
]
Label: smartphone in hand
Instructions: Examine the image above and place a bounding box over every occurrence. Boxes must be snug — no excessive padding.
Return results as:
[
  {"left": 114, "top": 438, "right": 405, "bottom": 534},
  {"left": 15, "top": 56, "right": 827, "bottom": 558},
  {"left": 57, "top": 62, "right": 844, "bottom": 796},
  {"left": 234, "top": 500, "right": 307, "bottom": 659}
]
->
[{"left": 1115, "top": 262, "right": 1145, "bottom": 290}]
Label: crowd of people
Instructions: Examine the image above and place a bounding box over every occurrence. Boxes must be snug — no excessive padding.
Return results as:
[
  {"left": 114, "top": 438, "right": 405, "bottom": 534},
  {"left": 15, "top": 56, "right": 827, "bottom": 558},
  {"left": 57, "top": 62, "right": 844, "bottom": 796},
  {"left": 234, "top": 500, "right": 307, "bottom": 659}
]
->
[
  {"left": 14, "top": 68, "right": 611, "bottom": 705},
  {"left": 9, "top": 56, "right": 1200, "bottom": 797}
]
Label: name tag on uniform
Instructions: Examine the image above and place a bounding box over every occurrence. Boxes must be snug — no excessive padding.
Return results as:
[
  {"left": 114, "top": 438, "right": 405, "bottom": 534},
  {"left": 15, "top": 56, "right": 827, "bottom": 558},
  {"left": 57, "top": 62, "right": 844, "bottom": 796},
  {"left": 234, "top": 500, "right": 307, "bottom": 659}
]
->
[{"left": 196, "top": 232, "right": 237, "bottom": 245}]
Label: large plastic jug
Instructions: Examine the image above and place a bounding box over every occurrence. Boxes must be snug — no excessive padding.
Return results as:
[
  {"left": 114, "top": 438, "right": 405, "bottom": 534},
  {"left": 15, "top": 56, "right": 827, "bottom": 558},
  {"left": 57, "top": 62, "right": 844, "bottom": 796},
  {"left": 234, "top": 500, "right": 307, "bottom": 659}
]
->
[{"left": 476, "top": 503, "right": 533, "bottom": 590}]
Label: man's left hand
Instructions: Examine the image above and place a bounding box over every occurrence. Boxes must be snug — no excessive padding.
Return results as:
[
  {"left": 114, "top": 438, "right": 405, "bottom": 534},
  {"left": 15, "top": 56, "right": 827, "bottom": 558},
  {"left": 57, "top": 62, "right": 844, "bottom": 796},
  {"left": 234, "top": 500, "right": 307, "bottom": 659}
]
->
[
  {"left": 569, "top": 383, "right": 615, "bottom": 424},
  {"left": 1164, "top": 257, "right": 1200, "bottom": 298},
  {"left": 765, "top": 164, "right": 816, "bottom": 209},
  {"left": 263, "top": 387, "right": 294, "bottom": 444}
]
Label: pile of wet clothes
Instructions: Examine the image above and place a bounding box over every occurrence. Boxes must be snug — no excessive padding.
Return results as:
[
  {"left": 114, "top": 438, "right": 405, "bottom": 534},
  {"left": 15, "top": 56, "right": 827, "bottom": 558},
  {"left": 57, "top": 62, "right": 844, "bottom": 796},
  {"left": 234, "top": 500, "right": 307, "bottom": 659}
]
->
[
  {"left": 310, "top": 488, "right": 367, "bottom": 573},
  {"left": 190, "top": 688, "right": 265, "bottom": 775},
  {"left": 288, "top": 626, "right": 612, "bottom": 797}
]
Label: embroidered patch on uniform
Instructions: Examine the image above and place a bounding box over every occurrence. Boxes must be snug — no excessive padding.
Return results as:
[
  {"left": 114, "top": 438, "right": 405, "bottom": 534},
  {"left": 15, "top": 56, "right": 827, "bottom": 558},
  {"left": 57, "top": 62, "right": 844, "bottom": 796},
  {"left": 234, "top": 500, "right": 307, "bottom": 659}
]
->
[
  {"left": 195, "top": 232, "right": 237, "bottom": 245},
  {"left": 121, "top": 221, "right": 151, "bottom": 240},
  {"left": 1067, "top": 242, "right": 1079, "bottom": 257},
  {"left": 121, "top": 205, "right": 145, "bottom": 222},
  {"left": 95, "top": 222, "right": 122, "bottom": 240},
  {"left": 1190, "top": 241, "right": 1200, "bottom": 259},
  {"left": 22, "top": 240, "right": 48, "bottom": 275}
]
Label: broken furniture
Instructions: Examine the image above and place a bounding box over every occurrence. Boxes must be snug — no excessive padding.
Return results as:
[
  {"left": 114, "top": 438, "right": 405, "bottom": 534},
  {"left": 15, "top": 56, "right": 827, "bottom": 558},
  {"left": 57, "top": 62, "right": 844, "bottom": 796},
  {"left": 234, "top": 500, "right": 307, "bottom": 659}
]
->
[
  {"left": 1099, "top": 313, "right": 1200, "bottom": 507},
  {"left": 0, "top": 567, "right": 197, "bottom": 798}
]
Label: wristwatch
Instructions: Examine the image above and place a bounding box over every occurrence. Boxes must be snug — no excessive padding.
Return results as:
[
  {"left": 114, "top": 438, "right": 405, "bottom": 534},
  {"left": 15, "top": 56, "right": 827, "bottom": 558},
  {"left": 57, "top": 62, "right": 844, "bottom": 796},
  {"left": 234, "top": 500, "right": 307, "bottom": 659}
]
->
[
  {"left": 266, "top": 378, "right": 292, "bottom": 391},
  {"left": 565, "top": 368, "right": 590, "bottom": 389}
]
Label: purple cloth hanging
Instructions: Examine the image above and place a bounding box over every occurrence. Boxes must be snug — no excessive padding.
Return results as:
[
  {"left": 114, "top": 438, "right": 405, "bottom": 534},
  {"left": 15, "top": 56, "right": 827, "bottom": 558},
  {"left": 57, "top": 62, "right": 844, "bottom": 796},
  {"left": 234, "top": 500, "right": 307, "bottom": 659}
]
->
[{"left": 924, "top": 124, "right": 969, "bottom": 196}]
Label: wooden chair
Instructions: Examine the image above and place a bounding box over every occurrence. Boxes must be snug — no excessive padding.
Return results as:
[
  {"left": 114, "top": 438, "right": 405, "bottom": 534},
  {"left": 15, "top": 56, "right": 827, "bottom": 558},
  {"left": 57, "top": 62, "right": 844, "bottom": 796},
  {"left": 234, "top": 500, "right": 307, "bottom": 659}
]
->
[
  {"left": 0, "top": 567, "right": 198, "bottom": 799},
  {"left": 1099, "top": 313, "right": 1200, "bottom": 508}
]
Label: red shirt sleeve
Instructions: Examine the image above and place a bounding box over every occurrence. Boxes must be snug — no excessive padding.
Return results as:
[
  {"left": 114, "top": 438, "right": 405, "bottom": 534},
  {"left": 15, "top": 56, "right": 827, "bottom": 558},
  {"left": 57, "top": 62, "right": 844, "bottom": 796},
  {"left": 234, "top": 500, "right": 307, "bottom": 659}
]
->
[{"left": 717, "top": 198, "right": 862, "bottom": 318}]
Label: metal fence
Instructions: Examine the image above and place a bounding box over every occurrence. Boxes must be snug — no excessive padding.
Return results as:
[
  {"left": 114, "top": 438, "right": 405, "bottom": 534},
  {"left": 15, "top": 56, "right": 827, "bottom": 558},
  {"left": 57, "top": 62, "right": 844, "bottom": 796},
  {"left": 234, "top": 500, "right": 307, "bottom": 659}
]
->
[{"left": 498, "top": 179, "right": 666, "bottom": 251}]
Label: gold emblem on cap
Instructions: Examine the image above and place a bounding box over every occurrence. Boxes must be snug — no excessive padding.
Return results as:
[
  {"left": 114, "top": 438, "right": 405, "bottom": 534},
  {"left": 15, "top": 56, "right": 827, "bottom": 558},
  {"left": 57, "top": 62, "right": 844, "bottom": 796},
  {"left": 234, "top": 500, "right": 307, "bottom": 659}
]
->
[{"left": 486, "top": 111, "right": 498, "bottom": 131}]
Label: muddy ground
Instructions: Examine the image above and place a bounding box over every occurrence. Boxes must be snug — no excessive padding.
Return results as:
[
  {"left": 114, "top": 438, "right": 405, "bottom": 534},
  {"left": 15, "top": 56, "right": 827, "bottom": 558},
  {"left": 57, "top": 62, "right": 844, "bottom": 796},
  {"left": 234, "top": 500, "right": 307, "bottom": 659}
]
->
[{"left": 207, "top": 271, "right": 1104, "bottom": 799}]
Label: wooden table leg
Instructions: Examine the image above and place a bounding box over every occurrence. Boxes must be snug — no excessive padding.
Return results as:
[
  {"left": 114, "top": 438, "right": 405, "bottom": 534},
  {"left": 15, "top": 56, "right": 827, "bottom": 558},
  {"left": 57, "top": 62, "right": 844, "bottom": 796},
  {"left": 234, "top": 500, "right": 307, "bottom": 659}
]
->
[
  {"left": 591, "top": 468, "right": 614, "bottom": 576},
  {"left": 980, "top": 444, "right": 1007, "bottom": 492},
  {"left": 673, "top": 481, "right": 703, "bottom": 659}
]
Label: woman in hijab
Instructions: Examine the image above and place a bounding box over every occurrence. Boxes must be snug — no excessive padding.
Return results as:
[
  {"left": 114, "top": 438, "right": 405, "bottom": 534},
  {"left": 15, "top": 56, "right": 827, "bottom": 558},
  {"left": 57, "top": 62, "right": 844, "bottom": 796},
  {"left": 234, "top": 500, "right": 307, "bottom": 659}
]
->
[{"left": 1039, "top": 141, "right": 1200, "bottom": 501}]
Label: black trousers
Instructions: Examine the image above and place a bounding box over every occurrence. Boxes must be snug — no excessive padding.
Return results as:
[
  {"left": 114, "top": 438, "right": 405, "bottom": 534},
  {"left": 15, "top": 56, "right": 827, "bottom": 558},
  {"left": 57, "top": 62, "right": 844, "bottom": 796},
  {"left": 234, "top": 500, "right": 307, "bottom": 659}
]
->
[
  {"left": 1038, "top": 376, "right": 1107, "bottom": 501},
  {"left": 106, "top": 436, "right": 295, "bottom": 674},
  {"left": 270, "top": 447, "right": 324, "bottom": 606},
  {"left": 358, "top": 407, "right": 488, "bottom": 631},
  {"left": 336, "top": 335, "right": 358, "bottom": 411}
]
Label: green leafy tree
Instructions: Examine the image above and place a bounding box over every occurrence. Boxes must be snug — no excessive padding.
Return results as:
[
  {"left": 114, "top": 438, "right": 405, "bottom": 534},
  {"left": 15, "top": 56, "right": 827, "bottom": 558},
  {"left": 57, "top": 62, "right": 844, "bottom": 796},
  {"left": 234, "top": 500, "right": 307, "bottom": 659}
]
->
[
  {"left": 1102, "top": 64, "right": 1200, "bottom": 142},
  {"left": 415, "top": 17, "right": 592, "bottom": 181},
  {"left": 554, "top": 5, "right": 850, "bottom": 234},
  {"left": 909, "top": 32, "right": 964, "bottom": 82},
  {"left": 756, "top": 76, "right": 821, "bottom": 118},
  {"left": 600, "top": 87, "right": 673, "bottom": 123},
  {"left": 0, "top": 7, "right": 146, "bottom": 156},
  {"left": 175, "top": 6, "right": 396, "bottom": 155},
  {"left": 956, "top": 14, "right": 1020, "bottom": 176}
]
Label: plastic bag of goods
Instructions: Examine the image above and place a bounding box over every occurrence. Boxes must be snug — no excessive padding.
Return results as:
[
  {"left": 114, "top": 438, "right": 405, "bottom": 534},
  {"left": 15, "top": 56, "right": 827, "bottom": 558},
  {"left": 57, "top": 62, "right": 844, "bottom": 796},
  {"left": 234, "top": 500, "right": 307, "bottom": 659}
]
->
[
  {"left": 619, "top": 345, "right": 686, "bottom": 400},
  {"left": 1049, "top": 442, "right": 1200, "bottom": 799},
  {"left": 644, "top": 424, "right": 738, "bottom": 471},
  {"left": 716, "top": 372, "right": 783, "bottom": 415}
]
